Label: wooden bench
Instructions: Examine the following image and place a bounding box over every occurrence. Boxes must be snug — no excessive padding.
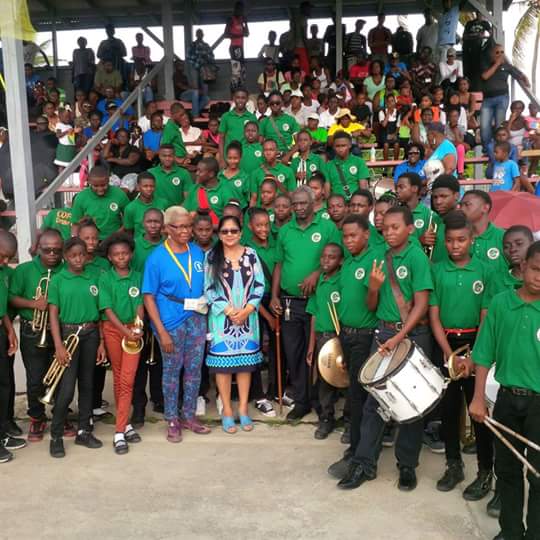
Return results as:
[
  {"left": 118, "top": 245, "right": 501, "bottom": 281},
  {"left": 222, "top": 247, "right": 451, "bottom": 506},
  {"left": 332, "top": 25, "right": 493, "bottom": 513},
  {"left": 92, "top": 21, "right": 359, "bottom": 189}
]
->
[{"left": 520, "top": 149, "right": 540, "bottom": 158}]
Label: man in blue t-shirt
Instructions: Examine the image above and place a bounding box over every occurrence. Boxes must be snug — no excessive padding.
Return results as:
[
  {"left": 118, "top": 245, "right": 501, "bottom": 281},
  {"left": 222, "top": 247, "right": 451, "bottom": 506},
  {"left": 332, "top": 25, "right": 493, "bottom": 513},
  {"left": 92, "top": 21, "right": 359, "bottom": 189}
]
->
[{"left": 490, "top": 141, "right": 520, "bottom": 191}]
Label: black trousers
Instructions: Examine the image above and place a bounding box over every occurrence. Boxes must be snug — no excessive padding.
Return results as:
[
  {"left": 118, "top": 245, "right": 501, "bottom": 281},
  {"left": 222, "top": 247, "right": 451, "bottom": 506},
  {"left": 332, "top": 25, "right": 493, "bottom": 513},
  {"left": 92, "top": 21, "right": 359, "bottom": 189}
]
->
[
  {"left": 340, "top": 326, "right": 375, "bottom": 454},
  {"left": 493, "top": 388, "right": 540, "bottom": 540},
  {"left": 352, "top": 325, "right": 433, "bottom": 475},
  {"left": 440, "top": 332, "right": 493, "bottom": 471},
  {"left": 51, "top": 327, "right": 99, "bottom": 439},
  {"left": 20, "top": 321, "right": 54, "bottom": 420},
  {"left": 0, "top": 327, "right": 9, "bottom": 439},
  {"left": 92, "top": 363, "right": 107, "bottom": 410},
  {"left": 7, "top": 353, "right": 15, "bottom": 422},
  {"left": 132, "top": 329, "right": 163, "bottom": 413},
  {"left": 280, "top": 296, "right": 311, "bottom": 409}
]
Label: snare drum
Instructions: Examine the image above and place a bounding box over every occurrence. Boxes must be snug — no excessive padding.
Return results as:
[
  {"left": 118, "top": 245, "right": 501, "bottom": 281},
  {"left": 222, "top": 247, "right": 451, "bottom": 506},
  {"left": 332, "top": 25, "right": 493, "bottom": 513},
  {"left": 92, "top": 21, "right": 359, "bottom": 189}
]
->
[
  {"left": 485, "top": 366, "right": 500, "bottom": 411},
  {"left": 359, "top": 338, "right": 447, "bottom": 424}
]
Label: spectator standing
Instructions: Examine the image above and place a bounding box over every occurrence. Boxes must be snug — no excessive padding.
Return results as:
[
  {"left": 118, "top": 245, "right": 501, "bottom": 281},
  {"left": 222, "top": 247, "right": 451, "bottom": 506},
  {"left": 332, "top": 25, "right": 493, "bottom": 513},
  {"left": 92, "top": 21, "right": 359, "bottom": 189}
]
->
[
  {"left": 224, "top": 1, "right": 249, "bottom": 91},
  {"left": 72, "top": 37, "right": 96, "bottom": 95},
  {"left": 290, "top": 2, "right": 312, "bottom": 74},
  {"left": 186, "top": 29, "right": 215, "bottom": 103},
  {"left": 411, "top": 47, "right": 437, "bottom": 100},
  {"left": 345, "top": 20, "right": 367, "bottom": 69},
  {"left": 368, "top": 14, "right": 392, "bottom": 62},
  {"left": 131, "top": 33, "right": 151, "bottom": 65},
  {"left": 391, "top": 26, "right": 414, "bottom": 65},
  {"left": 306, "top": 24, "right": 324, "bottom": 60},
  {"left": 258, "top": 32, "right": 280, "bottom": 62},
  {"left": 94, "top": 59, "right": 123, "bottom": 96},
  {"left": 323, "top": 13, "right": 346, "bottom": 77},
  {"left": 416, "top": 9, "right": 439, "bottom": 58},
  {"left": 173, "top": 60, "right": 209, "bottom": 118},
  {"left": 97, "top": 24, "right": 127, "bottom": 74},
  {"left": 437, "top": 0, "right": 460, "bottom": 63},
  {"left": 462, "top": 12, "right": 492, "bottom": 90}
]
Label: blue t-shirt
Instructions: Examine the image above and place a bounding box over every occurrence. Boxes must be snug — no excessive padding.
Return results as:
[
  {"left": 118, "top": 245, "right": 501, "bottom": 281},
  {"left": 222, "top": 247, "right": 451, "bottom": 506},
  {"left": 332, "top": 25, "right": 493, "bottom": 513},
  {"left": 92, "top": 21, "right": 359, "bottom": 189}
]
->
[
  {"left": 430, "top": 140, "right": 458, "bottom": 177},
  {"left": 486, "top": 141, "right": 518, "bottom": 177},
  {"left": 491, "top": 159, "right": 519, "bottom": 192},
  {"left": 97, "top": 98, "right": 134, "bottom": 117},
  {"left": 438, "top": 6, "right": 459, "bottom": 45},
  {"left": 142, "top": 242, "right": 205, "bottom": 332},
  {"left": 143, "top": 130, "right": 162, "bottom": 152},
  {"left": 393, "top": 159, "right": 427, "bottom": 183}
]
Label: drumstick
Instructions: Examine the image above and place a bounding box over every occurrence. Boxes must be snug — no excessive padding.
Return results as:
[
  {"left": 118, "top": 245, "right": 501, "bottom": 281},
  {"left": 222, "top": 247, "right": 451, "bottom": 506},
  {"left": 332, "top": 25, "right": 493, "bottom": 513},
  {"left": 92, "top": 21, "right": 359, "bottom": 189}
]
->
[
  {"left": 327, "top": 302, "right": 341, "bottom": 335},
  {"left": 485, "top": 416, "right": 540, "bottom": 452},
  {"left": 483, "top": 419, "right": 540, "bottom": 479}
]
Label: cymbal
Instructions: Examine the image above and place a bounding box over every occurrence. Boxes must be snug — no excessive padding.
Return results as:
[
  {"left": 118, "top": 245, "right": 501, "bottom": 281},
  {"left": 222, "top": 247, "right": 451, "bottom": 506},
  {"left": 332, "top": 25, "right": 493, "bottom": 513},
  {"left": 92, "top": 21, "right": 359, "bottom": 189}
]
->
[{"left": 318, "top": 337, "right": 349, "bottom": 389}]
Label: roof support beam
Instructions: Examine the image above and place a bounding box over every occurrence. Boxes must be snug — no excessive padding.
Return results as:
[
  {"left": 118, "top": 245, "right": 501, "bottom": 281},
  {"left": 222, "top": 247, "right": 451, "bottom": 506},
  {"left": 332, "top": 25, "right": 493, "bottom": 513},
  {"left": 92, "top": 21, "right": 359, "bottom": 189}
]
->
[
  {"left": 336, "top": 0, "right": 343, "bottom": 75},
  {"left": 161, "top": 0, "right": 175, "bottom": 101}
]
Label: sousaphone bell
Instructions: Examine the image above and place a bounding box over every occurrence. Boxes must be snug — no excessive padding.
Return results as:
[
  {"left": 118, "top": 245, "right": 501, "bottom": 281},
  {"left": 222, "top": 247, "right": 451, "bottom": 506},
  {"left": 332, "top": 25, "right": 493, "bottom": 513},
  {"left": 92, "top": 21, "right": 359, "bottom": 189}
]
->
[{"left": 317, "top": 301, "right": 349, "bottom": 389}]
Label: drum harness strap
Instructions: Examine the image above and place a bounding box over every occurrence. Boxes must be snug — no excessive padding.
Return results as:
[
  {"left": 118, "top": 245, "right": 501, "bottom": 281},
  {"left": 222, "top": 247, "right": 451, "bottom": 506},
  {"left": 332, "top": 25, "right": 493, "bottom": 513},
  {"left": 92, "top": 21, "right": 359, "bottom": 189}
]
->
[{"left": 384, "top": 252, "right": 411, "bottom": 331}]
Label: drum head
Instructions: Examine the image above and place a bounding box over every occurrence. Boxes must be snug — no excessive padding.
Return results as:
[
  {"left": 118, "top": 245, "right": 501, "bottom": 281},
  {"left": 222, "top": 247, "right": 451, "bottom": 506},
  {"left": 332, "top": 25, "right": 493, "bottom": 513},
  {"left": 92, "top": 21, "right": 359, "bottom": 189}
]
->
[{"left": 359, "top": 339, "right": 412, "bottom": 385}]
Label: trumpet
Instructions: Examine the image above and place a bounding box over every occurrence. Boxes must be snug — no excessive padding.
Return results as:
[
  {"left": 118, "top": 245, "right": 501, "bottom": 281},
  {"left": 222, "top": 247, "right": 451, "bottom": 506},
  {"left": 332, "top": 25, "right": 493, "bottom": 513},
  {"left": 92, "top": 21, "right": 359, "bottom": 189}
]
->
[
  {"left": 32, "top": 270, "right": 51, "bottom": 348},
  {"left": 121, "top": 315, "right": 144, "bottom": 354},
  {"left": 447, "top": 344, "right": 471, "bottom": 381},
  {"left": 40, "top": 326, "right": 82, "bottom": 406}
]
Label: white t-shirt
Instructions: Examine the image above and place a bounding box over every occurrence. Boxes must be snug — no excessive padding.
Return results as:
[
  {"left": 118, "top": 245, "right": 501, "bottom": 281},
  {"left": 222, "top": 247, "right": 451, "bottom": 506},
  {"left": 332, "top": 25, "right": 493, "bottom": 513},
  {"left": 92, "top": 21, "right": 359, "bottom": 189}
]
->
[
  {"left": 56, "top": 122, "right": 75, "bottom": 146},
  {"left": 319, "top": 108, "right": 340, "bottom": 129},
  {"left": 284, "top": 105, "right": 308, "bottom": 127},
  {"left": 138, "top": 114, "right": 169, "bottom": 133},
  {"left": 182, "top": 125, "right": 202, "bottom": 154},
  {"left": 439, "top": 60, "right": 463, "bottom": 83}
]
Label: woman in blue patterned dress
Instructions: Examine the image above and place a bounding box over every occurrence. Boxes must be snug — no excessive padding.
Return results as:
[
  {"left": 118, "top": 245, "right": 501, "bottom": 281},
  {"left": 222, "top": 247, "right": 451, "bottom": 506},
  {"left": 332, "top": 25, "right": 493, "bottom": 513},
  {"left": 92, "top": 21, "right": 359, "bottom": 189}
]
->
[{"left": 205, "top": 215, "right": 264, "bottom": 434}]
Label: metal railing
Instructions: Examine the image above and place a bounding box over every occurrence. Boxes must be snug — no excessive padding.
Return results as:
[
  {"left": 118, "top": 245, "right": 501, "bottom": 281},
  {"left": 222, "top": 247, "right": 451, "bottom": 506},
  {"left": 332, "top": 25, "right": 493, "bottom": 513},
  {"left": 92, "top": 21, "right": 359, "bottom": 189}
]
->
[{"left": 35, "top": 58, "right": 166, "bottom": 211}]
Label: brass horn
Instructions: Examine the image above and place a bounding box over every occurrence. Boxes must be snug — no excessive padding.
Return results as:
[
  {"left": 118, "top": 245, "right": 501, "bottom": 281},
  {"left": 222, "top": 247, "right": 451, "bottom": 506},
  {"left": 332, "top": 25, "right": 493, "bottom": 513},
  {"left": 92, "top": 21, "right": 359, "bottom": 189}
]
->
[
  {"left": 447, "top": 344, "right": 471, "bottom": 381},
  {"left": 121, "top": 315, "right": 144, "bottom": 354},
  {"left": 40, "top": 326, "right": 82, "bottom": 406},
  {"left": 32, "top": 269, "right": 51, "bottom": 349}
]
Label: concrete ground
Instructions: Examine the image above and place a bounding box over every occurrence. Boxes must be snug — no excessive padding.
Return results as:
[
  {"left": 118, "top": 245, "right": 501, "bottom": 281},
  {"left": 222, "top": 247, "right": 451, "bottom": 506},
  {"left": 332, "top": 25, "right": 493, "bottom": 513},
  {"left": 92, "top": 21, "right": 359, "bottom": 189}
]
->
[{"left": 2, "top": 381, "right": 501, "bottom": 540}]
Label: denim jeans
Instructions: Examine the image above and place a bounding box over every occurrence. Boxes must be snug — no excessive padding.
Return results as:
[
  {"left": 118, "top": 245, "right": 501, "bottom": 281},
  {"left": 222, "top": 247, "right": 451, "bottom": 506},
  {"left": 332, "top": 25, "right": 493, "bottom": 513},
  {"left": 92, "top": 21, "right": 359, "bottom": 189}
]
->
[
  {"left": 180, "top": 89, "right": 210, "bottom": 117},
  {"left": 480, "top": 94, "right": 509, "bottom": 149}
]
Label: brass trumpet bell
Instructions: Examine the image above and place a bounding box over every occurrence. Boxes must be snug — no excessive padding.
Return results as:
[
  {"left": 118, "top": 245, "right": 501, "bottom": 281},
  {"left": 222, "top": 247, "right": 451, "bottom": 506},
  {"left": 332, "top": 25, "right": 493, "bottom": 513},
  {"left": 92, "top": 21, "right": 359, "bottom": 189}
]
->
[
  {"left": 317, "top": 337, "right": 349, "bottom": 389},
  {"left": 447, "top": 344, "right": 471, "bottom": 381},
  {"left": 121, "top": 315, "right": 144, "bottom": 354}
]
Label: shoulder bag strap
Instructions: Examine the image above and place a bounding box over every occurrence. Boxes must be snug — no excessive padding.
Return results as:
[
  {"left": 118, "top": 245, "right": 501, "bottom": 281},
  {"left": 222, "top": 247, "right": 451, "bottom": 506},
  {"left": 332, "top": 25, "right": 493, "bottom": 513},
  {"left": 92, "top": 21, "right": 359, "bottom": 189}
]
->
[
  {"left": 384, "top": 251, "right": 411, "bottom": 323},
  {"left": 333, "top": 162, "right": 351, "bottom": 199},
  {"left": 268, "top": 115, "right": 287, "bottom": 147}
]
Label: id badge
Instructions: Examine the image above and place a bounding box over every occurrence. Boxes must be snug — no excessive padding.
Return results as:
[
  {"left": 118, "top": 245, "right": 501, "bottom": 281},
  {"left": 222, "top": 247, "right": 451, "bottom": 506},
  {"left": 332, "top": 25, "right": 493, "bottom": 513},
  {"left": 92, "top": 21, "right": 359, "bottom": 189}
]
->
[{"left": 184, "top": 298, "right": 198, "bottom": 311}]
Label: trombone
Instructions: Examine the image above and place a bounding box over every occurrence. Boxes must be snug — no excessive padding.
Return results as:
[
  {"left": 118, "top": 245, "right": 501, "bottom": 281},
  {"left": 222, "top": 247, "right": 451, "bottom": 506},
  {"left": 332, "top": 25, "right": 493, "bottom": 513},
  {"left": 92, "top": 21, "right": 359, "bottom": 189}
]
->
[
  {"left": 40, "top": 325, "right": 82, "bottom": 406},
  {"left": 32, "top": 270, "right": 51, "bottom": 349},
  {"left": 121, "top": 315, "right": 144, "bottom": 354}
]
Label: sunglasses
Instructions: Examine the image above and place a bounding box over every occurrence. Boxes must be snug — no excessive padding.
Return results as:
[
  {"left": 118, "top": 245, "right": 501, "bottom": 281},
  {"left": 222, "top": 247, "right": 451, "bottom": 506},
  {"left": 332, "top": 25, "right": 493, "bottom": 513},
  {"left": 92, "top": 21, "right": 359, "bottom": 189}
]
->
[
  {"left": 219, "top": 228, "right": 240, "bottom": 235},
  {"left": 269, "top": 101, "right": 282, "bottom": 106},
  {"left": 40, "top": 247, "right": 62, "bottom": 255}
]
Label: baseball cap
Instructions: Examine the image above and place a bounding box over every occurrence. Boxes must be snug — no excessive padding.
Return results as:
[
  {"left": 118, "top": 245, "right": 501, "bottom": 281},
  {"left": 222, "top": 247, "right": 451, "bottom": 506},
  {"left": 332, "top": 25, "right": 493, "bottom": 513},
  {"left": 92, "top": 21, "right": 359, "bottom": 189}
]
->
[{"left": 307, "top": 112, "right": 319, "bottom": 121}]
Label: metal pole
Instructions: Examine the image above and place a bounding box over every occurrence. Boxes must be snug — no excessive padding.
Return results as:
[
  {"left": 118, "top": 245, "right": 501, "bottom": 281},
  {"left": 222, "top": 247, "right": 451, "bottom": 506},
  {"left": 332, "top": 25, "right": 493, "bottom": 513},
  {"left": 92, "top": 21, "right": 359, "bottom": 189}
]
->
[
  {"left": 52, "top": 21, "right": 58, "bottom": 78},
  {"left": 492, "top": 0, "right": 504, "bottom": 44},
  {"left": 137, "top": 86, "right": 143, "bottom": 118},
  {"left": 184, "top": 0, "right": 193, "bottom": 61},
  {"left": 162, "top": 0, "right": 175, "bottom": 101},
  {"left": 335, "top": 0, "right": 343, "bottom": 75},
  {"left": 0, "top": 34, "right": 36, "bottom": 261}
]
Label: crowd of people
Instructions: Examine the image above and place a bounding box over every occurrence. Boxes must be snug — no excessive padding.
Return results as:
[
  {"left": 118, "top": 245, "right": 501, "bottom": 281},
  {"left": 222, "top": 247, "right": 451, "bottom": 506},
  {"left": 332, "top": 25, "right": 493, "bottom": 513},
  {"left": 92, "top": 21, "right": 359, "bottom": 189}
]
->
[{"left": 0, "top": 5, "right": 539, "bottom": 540}]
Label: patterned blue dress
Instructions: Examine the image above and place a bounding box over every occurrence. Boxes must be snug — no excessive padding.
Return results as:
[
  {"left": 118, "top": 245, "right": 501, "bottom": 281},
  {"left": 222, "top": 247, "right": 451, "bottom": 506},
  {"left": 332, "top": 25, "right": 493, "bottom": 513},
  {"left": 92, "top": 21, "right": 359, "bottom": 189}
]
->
[{"left": 205, "top": 247, "right": 265, "bottom": 373}]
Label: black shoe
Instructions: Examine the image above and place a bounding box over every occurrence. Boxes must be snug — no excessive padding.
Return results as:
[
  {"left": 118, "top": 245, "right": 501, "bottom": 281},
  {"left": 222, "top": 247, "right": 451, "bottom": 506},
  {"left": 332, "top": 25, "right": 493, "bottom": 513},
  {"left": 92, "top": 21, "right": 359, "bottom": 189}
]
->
[
  {"left": 314, "top": 418, "right": 335, "bottom": 440},
  {"left": 337, "top": 463, "right": 375, "bottom": 490},
  {"left": 2, "top": 436, "right": 27, "bottom": 451},
  {"left": 463, "top": 470, "right": 493, "bottom": 501},
  {"left": 436, "top": 461, "right": 465, "bottom": 492},
  {"left": 6, "top": 419, "right": 23, "bottom": 437},
  {"left": 131, "top": 409, "right": 145, "bottom": 429},
  {"left": 492, "top": 533, "right": 507, "bottom": 540},
  {"left": 328, "top": 455, "right": 352, "bottom": 480},
  {"left": 398, "top": 466, "right": 417, "bottom": 491},
  {"left": 486, "top": 490, "right": 501, "bottom": 518},
  {"left": 286, "top": 405, "right": 310, "bottom": 421},
  {"left": 50, "top": 437, "right": 65, "bottom": 458},
  {"left": 0, "top": 445, "right": 13, "bottom": 463},
  {"left": 153, "top": 402, "right": 164, "bottom": 413},
  {"left": 75, "top": 431, "right": 103, "bottom": 449},
  {"left": 462, "top": 441, "right": 477, "bottom": 455},
  {"left": 340, "top": 425, "right": 351, "bottom": 445}
]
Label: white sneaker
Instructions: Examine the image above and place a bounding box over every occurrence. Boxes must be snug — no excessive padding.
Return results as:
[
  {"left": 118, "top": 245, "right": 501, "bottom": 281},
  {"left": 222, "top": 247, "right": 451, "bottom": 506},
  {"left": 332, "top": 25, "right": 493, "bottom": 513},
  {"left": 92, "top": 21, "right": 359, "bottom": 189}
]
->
[
  {"left": 275, "top": 393, "right": 295, "bottom": 408},
  {"left": 216, "top": 396, "right": 223, "bottom": 416},
  {"left": 255, "top": 399, "right": 276, "bottom": 417},
  {"left": 196, "top": 396, "right": 206, "bottom": 417}
]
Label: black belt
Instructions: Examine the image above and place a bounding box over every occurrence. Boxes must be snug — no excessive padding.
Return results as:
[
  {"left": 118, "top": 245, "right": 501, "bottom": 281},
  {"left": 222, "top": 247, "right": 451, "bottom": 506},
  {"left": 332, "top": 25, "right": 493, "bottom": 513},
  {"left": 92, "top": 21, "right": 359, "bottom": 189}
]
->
[
  {"left": 380, "top": 320, "right": 429, "bottom": 331},
  {"left": 61, "top": 322, "right": 98, "bottom": 332},
  {"left": 501, "top": 386, "right": 540, "bottom": 397},
  {"left": 281, "top": 294, "right": 307, "bottom": 301},
  {"left": 341, "top": 326, "right": 375, "bottom": 336}
]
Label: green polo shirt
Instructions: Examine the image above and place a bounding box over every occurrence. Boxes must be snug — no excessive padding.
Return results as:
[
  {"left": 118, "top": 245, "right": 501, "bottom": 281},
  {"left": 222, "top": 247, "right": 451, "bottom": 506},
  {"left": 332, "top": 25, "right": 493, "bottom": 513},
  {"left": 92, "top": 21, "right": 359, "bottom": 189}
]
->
[
  {"left": 251, "top": 163, "right": 296, "bottom": 200},
  {"left": 217, "top": 170, "right": 251, "bottom": 208},
  {"left": 308, "top": 128, "right": 328, "bottom": 144},
  {"left": 430, "top": 213, "right": 450, "bottom": 264},
  {"left": 368, "top": 223, "right": 387, "bottom": 251},
  {"left": 315, "top": 205, "right": 330, "bottom": 221},
  {"left": 240, "top": 141, "right": 264, "bottom": 174},
  {"left": 9, "top": 258, "right": 64, "bottom": 321},
  {"left": 276, "top": 213, "right": 341, "bottom": 297},
  {"left": 148, "top": 165, "right": 193, "bottom": 209},
  {"left": 429, "top": 257, "right": 491, "bottom": 329},
  {"left": 241, "top": 209, "right": 277, "bottom": 245},
  {"left": 0, "top": 265, "right": 14, "bottom": 319},
  {"left": 486, "top": 269, "right": 522, "bottom": 305},
  {"left": 132, "top": 237, "right": 163, "bottom": 273},
  {"left": 98, "top": 268, "right": 143, "bottom": 323},
  {"left": 161, "top": 120, "right": 186, "bottom": 158},
  {"left": 472, "top": 289, "right": 540, "bottom": 393},
  {"left": 85, "top": 256, "right": 110, "bottom": 281},
  {"left": 41, "top": 207, "right": 72, "bottom": 240},
  {"left": 219, "top": 109, "right": 257, "bottom": 148},
  {"left": 48, "top": 269, "right": 100, "bottom": 324},
  {"left": 326, "top": 155, "right": 370, "bottom": 200},
  {"left": 183, "top": 182, "right": 228, "bottom": 218},
  {"left": 376, "top": 240, "right": 434, "bottom": 323},
  {"left": 244, "top": 236, "right": 278, "bottom": 294},
  {"left": 471, "top": 223, "right": 507, "bottom": 274},
  {"left": 290, "top": 153, "right": 327, "bottom": 182},
  {"left": 307, "top": 272, "right": 342, "bottom": 333},
  {"left": 411, "top": 203, "right": 432, "bottom": 239},
  {"left": 71, "top": 186, "right": 129, "bottom": 240},
  {"left": 259, "top": 113, "right": 300, "bottom": 152},
  {"left": 339, "top": 246, "right": 381, "bottom": 329},
  {"left": 123, "top": 196, "right": 168, "bottom": 238}
]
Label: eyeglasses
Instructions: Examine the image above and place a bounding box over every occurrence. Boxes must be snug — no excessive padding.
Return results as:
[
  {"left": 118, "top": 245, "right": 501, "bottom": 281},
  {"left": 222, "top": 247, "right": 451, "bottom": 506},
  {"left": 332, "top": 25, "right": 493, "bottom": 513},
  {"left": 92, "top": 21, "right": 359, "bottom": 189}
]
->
[
  {"left": 219, "top": 228, "right": 240, "bottom": 235},
  {"left": 269, "top": 101, "right": 282, "bottom": 106},
  {"left": 408, "top": 151, "right": 420, "bottom": 155},
  {"left": 40, "top": 247, "right": 62, "bottom": 255},
  {"left": 168, "top": 223, "right": 192, "bottom": 231}
]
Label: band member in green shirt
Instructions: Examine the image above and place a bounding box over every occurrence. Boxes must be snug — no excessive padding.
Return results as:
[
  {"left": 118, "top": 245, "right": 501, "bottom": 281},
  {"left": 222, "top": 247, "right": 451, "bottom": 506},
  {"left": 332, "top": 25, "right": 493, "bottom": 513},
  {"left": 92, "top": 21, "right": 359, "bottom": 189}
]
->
[{"left": 395, "top": 172, "right": 432, "bottom": 240}]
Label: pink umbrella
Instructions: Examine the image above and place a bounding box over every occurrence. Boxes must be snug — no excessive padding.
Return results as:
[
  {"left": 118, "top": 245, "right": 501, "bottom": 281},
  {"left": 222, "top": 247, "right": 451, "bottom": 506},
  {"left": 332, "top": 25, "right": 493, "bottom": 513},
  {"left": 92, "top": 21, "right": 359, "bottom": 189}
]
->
[{"left": 489, "top": 191, "right": 540, "bottom": 231}]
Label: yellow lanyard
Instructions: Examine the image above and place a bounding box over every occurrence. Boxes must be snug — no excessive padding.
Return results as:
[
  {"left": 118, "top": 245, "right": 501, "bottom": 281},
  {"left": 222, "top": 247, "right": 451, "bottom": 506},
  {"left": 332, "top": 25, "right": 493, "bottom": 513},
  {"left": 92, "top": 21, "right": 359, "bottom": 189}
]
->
[{"left": 164, "top": 240, "right": 192, "bottom": 289}]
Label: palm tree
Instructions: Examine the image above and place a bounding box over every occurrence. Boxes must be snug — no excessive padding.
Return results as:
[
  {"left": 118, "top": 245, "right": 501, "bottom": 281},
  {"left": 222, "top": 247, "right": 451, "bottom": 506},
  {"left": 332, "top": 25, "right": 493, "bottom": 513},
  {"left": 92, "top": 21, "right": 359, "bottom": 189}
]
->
[{"left": 512, "top": 0, "right": 540, "bottom": 94}]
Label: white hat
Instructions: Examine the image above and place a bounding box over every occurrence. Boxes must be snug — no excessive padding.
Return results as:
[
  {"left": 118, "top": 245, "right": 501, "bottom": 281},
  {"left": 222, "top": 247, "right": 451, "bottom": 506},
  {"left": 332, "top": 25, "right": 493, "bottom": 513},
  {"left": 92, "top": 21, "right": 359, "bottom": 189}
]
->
[
  {"left": 290, "top": 89, "right": 303, "bottom": 98},
  {"left": 306, "top": 112, "right": 319, "bottom": 121}
]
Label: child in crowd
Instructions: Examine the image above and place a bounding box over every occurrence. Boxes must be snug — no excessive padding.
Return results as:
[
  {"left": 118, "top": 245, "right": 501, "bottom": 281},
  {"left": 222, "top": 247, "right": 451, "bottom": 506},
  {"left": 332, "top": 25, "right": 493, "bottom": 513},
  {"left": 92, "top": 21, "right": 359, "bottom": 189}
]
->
[
  {"left": 273, "top": 193, "right": 293, "bottom": 231},
  {"left": 131, "top": 208, "right": 164, "bottom": 273},
  {"left": 218, "top": 142, "right": 251, "bottom": 209},
  {"left": 240, "top": 121, "right": 264, "bottom": 174},
  {"left": 55, "top": 106, "right": 81, "bottom": 172},
  {"left": 201, "top": 117, "right": 221, "bottom": 157},
  {"left": 490, "top": 141, "right": 520, "bottom": 192},
  {"left": 308, "top": 174, "right": 329, "bottom": 219},
  {"left": 327, "top": 194, "right": 348, "bottom": 229},
  {"left": 192, "top": 213, "right": 215, "bottom": 253},
  {"left": 378, "top": 94, "right": 400, "bottom": 161},
  {"left": 486, "top": 127, "right": 519, "bottom": 178}
]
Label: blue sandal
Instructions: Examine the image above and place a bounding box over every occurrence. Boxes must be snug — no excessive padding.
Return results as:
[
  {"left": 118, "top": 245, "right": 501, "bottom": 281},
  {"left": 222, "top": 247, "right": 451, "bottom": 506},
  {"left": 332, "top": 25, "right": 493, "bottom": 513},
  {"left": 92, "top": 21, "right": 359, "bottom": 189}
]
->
[
  {"left": 221, "top": 416, "right": 237, "bottom": 434},
  {"left": 240, "top": 415, "right": 254, "bottom": 432}
]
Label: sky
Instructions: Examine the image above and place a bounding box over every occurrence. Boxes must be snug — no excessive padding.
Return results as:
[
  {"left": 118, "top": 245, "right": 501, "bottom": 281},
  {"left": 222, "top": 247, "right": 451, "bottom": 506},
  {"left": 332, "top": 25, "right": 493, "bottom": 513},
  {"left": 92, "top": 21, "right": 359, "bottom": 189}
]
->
[{"left": 34, "top": 4, "right": 538, "bottom": 95}]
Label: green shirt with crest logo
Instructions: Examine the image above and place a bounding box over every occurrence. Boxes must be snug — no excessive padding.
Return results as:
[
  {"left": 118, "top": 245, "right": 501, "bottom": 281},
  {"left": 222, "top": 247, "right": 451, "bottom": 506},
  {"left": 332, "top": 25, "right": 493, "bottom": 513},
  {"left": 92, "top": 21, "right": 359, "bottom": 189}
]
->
[
  {"left": 259, "top": 113, "right": 300, "bottom": 152},
  {"left": 326, "top": 155, "right": 370, "bottom": 200},
  {"left": 411, "top": 203, "right": 433, "bottom": 240},
  {"left": 48, "top": 269, "right": 100, "bottom": 324},
  {"left": 240, "top": 141, "right": 264, "bottom": 174},
  {"left": 218, "top": 170, "right": 251, "bottom": 208},
  {"left": 123, "top": 196, "right": 168, "bottom": 239},
  {"left": 251, "top": 163, "right": 296, "bottom": 201},
  {"left": 307, "top": 272, "right": 342, "bottom": 332},
  {"left": 71, "top": 186, "right": 129, "bottom": 240},
  {"left": 470, "top": 223, "right": 506, "bottom": 274},
  {"left": 98, "top": 268, "right": 143, "bottom": 323},
  {"left": 219, "top": 109, "right": 257, "bottom": 148},
  {"left": 276, "top": 213, "right": 341, "bottom": 297},
  {"left": 290, "top": 153, "right": 327, "bottom": 182},
  {"left": 429, "top": 257, "right": 491, "bottom": 328},
  {"left": 183, "top": 182, "right": 229, "bottom": 218},
  {"left": 148, "top": 164, "right": 193, "bottom": 209},
  {"left": 132, "top": 237, "right": 163, "bottom": 273}
]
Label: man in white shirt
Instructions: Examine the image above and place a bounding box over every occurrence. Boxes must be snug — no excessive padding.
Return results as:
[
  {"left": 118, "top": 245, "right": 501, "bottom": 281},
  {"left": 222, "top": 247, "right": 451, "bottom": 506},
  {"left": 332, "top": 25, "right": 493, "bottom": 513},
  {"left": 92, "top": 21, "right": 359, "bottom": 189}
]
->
[
  {"left": 285, "top": 89, "right": 309, "bottom": 127},
  {"left": 319, "top": 95, "right": 340, "bottom": 129},
  {"left": 416, "top": 9, "right": 439, "bottom": 61}
]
